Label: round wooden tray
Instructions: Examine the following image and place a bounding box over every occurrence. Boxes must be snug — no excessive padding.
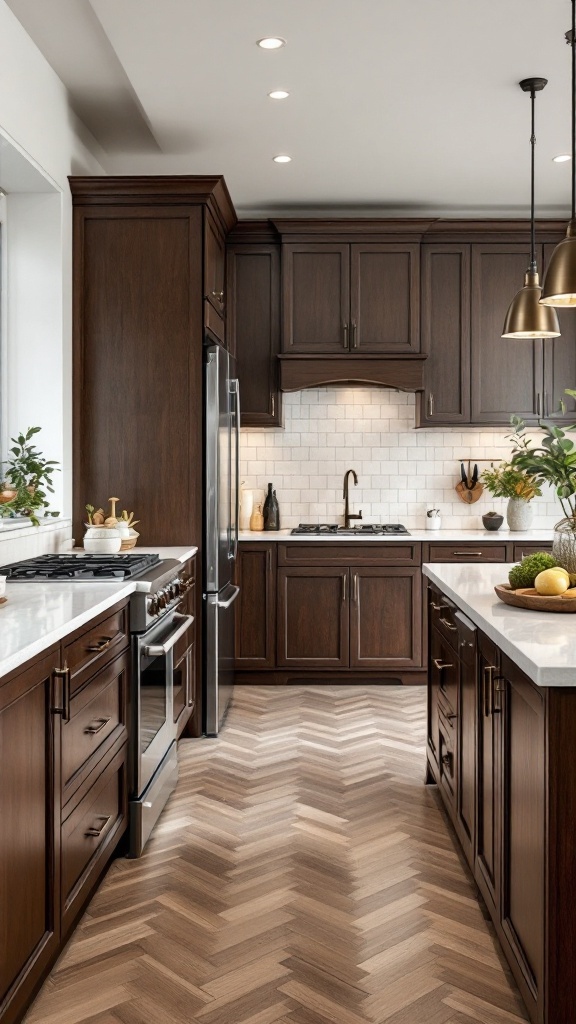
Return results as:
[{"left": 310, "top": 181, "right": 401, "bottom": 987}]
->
[{"left": 495, "top": 583, "right": 576, "bottom": 612}]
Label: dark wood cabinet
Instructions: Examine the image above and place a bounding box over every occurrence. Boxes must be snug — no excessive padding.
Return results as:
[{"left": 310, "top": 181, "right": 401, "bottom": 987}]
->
[
  {"left": 204, "top": 208, "right": 226, "bottom": 334},
  {"left": 350, "top": 566, "right": 421, "bottom": 669},
  {"left": 475, "top": 630, "right": 501, "bottom": 918},
  {"left": 277, "top": 566, "right": 349, "bottom": 668},
  {"left": 226, "top": 237, "right": 281, "bottom": 426},
  {"left": 282, "top": 241, "right": 419, "bottom": 354},
  {"left": 455, "top": 611, "right": 476, "bottom": 864},
  {"left": 0, "top": 648, "right": 61, "bottom": 1024},
  {"left": 419, "top": 244, "right": 471, "bottom": 425},
  {"left": 0, "top": 602, "right": 131, "bottom": 1024},
  {"left": 235, "top": 543, "right": 276, "bottom": 669}
]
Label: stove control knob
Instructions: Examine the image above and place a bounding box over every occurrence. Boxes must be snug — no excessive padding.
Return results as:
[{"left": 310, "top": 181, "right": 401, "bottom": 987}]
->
[
  {"left": 172, "top": 580, "right": 181, "bottom": 597},
  {"left": 157, "top": 590, "right": 167, "bottom": 610},
  {"left": 148, "top": 596, "right": 159, "bottom": 616}
]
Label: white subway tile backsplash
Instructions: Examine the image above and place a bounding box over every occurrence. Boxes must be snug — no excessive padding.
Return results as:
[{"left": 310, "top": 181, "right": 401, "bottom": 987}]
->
[{"left": 240, "top": 389, "right": 562, "bottom": 530}]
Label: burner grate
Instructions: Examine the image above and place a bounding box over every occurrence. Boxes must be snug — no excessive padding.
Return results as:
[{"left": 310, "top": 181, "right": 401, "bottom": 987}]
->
[{"left": 0, "top": 552, "right": 161, "bottom": 582}]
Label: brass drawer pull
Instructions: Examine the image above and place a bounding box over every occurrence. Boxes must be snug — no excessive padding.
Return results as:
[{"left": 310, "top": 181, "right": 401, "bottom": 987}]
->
[
  {"left": 433, "top": 658, "right": 453, "bottom": 671},
  {"left": 430, "top": 601, "right": 446, "bottom": 611},
  {"left": 452, "top": 551, "right": 483, "bottom": 556},
  {"left": 85, "top": 815, "right": 112, "bottom": 838},
  {"left": 87, "top": 636, "right": 113, "bottom": 653},
  {"left": 439, "top": 616, "right": 458, "bottom": 631},
  {"left": 52, "top": 663, "right": 71, "bottom": 722},
  {"left": 84, "top": 717, "right": 112, "bottom": 735}
]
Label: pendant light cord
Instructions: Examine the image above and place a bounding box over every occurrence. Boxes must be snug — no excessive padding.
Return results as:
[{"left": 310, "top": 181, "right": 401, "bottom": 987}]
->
[{"left": 530, "top": 84, "right": 536, "bottom": 269}]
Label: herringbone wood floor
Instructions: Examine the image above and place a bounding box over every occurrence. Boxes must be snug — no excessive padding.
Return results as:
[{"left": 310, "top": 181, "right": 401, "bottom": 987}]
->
[{"left": 24, "top": 686, "right": 529, "bottom": 1024}]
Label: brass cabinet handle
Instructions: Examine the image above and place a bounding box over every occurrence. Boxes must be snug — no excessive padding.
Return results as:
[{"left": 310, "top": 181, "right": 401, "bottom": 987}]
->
[
  {"left": 342, "top": 573, "right": 347, "bottom": 602},
  {"left": 483, "top": 664, "right": 498, "bottom": 716},
  {"left": 493, "top": 675, "right": 505, "bottom": 714},
  {"left": 428, "top": 392, "right": 434, "bottom": 416},
  {"left": 271, "top": 394, "right": 275, "bottom": 418},
  {"left": 452, "top": 551, "right": 483, "bottom": 556},
  {"left": 87, "top": 636, "right": 113, "bottom": 653},
  {"left": 343, "top": 323, "right": 349, "bottom": 349},
  {"left": 352, "top": 573, "right": 358, "bottom": 602},
  {"left": 440, "top": 616, "right": 458, "bottom": 632},
  {"left": 351, "top": 320, "right": 358, "bottom": 349},
  {"left": 84, "top": 717, "right": 111, "bottom": 735},
  {"left": 52, "top": 663, "right": 71, "bottom": 722},
  {"left": 433, "top": 658, "right": 453, "bottom": 671},
  {"left": 536, "top": 392, "right": 542, "bottom": 417},
  {"left": 85, "top": 815, "right": 112, "bottom": 838},
  {"left": 430, "top": 601, "right": 446, "bottom": 611},
  {"left": 267, "top": 548, "right": 272, "bottom": 574}
]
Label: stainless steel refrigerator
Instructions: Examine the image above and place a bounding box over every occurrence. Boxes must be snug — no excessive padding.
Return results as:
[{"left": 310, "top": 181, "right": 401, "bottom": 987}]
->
[{"left": 204, "top": 342, "right": 240, "bottom": 735}]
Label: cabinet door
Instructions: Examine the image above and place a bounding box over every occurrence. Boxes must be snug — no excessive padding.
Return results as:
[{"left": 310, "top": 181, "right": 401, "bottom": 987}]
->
[
  {"left": 419, "top": 244, "right": 471, "bottom": 424},
  {"left": 204, "top": 212, "right": 226, "bottom": 318},
  {"left": 471, "top": 245, "right": 543, "bottom": 424},
  {"left": 282, "top": 243, "right": 350, "bottom": 352},
  {"left": 0, "top": 649, "right": 60, "bottom": 1024},
  {"left": 455, "top": 613, "right": 477, "bottom": 865},
  {"left": 235, "top": 544, "right": 276, "bottom": 669},
  {"left": 350, "top": 243, "right": 420, "bottom": 353},
  {"left": 475, "top": 631, "right": 501, "bottom": 917},
  {"left": 543, "top": 243, "right": 576, "bottom": 423},
  {"left": 277, "top": 567, "right": 349, "bottom": 668},
  {"left": 499, "top": 656, "right": 545, "bottom": 1011},
  {"left": 349, "top": 567, "right": 422, "bottom": 668},
  {"left": 227, "top": 245, "right": 281, "bottom": 426}
]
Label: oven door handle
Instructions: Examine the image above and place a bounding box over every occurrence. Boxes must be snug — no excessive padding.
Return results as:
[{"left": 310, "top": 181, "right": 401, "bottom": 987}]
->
[{"left": 143, "top": 614, "right": 194, "bottom": 657}]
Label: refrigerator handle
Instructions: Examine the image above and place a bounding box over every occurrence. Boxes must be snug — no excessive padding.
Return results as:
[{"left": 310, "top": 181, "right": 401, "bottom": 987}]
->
[{"left": 230, "top": 378, "right": 240, "bottom": 562}]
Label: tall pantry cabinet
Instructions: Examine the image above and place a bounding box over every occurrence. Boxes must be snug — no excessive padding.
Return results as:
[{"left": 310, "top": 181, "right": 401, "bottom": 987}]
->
[{"left": 70, "top": 176, "right": 237, "bottom": 734}]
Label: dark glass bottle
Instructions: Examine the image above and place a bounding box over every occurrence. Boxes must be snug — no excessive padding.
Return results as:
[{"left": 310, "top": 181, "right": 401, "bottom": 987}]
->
[{"left": 263, "top": 482, "right": 280, "bottom": 531}]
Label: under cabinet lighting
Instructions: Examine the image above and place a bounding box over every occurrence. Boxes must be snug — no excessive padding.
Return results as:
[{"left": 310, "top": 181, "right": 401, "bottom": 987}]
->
[
  {"left": 257, "top": 37, "right": 286, "bottom": 49},
  {"left": 269, "top": 90, "right": 289, "bottom": 99},
  {"left": 273, "top": 155, "right": 292, "bottom": 163}
]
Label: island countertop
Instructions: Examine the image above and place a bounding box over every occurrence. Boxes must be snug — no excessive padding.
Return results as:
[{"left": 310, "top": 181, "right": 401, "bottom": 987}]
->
[
  {"left": 0, "top": 545, "right": 198, "bottom": 680},
  {"left": 422, "top": 561, "right": 576, "bottom": 688}
]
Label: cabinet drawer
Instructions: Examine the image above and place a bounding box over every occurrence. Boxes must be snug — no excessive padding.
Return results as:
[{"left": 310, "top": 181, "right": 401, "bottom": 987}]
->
[
  {"left": 64, "top": 603, "right": 129, "bottom": 694},
  {"left": 438, "top": 711, "right": 456, "bottom": 806},
  {"left": 430, "top": 625, "right": 458, "bottom": 714},
  {"left": 61, "top": 746, "right": 127, "bottom": 924},
  {"left": 62, "top": 651, "right": 129, "bottom": 805},
  {"left": 278, "top": 542, "right": 420, "bottom": 567},
  {"left": 427, "top": 543, "right": 508, "bottom": 562},
  {"left": 429, "top": 592, "right": 460, "bottom": 651},
  {"left": 455, "top": 611, "right": 477, "bottom": 669},
  {"left": 511, "top": 543, "right": 553, "bottom": 562}
]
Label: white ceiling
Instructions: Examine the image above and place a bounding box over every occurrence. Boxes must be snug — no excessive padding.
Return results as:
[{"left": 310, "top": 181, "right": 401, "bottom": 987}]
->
[{"left": 6, "top": 0, "right": 576, "bottom": 217}]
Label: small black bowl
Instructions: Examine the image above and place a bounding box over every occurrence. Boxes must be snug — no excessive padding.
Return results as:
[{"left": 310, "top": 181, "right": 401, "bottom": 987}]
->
[{"left": 482, "top": 513, "right": 504, "bottom": 532}]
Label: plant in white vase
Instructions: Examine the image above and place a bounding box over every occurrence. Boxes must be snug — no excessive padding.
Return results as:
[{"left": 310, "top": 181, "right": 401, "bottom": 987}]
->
[{"left": 480, "top": 462, "right": 541, "bottom": 532}]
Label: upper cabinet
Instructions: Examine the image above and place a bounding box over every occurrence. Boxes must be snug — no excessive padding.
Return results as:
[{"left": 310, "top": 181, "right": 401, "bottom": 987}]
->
[
  {"left": 418, "top": 229, "right": 576, "bottom": 427},
  {"left": 226, "top": 224, "right": 282, "bottom": 426},
  {"left": 282, "top": 240, "right": 420, "bottom": 353},
  {"left": 204, "top": 209, "right": 227, "bottom": 344}
]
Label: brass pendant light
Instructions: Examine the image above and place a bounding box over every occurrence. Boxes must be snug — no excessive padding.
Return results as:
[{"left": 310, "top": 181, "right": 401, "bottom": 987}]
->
[
  {"left": 540, "top": 0, "right": 576, "bottom": 306},
  {"left": 502, "top": 78, "right": 561, "bottom": 338}
]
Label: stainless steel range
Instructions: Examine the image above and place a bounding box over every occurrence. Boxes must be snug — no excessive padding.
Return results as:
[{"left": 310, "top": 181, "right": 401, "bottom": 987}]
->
[
  {"left": 0, "top": 551, "right": 195, "bottom": 857},
  {"left": 290, "top": 523, "right": 411, "bottom": 536}
]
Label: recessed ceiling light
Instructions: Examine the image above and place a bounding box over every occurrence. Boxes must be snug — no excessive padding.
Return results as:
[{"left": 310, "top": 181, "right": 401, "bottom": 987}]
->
[
  {"left": 257, "top": 37, "right": 286, "bottom": 50},
  {"left": 269, "top": 90, "right": 289, "bottom": 100},
  {"left": 273, "top": 155, "right": 291, "bottom": 163},
  {"left": 553, "top": 154, "right": 571, "bottom": 163}
]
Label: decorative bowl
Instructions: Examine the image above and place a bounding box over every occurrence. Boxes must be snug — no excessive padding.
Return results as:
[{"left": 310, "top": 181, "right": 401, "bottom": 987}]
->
[
  {"left": 483, "top": 513, "right": 503, "bottom": 532},
  {"left": 83, "top": 525, "right": 122, "bottom": 554}
]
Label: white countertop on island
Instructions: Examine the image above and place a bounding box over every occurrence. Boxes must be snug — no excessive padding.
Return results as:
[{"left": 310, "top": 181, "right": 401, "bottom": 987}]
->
[
  {"left": 0, "top": 545, "right": 198, "bottom": 681},
  {"left": 422, "top": 561, "right": 576, "bottom": 688},
  {"left": 239, "top": 529, "right": 554, "bottom": 543}
]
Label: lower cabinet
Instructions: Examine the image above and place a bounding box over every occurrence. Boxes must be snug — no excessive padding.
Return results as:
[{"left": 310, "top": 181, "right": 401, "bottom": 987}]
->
[
  {"left": 0, "top": 601, "right": 130, "bottom": 1024},
  {"left": 235, "top": 543, "right": 276, "bottom": 668},
  {"left": 350, "top": 567, "right": 421, "bottom": 669},
  {"left": 426, "top": 581, "right": 566, "bottom": 1024},
  {"left": 277, "top": 566, "right": 349, "bottom": 668}
]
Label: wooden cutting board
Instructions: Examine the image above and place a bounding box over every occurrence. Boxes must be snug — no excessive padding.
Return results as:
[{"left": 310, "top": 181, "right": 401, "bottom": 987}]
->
[
  {"left": 455, "top": 480, "right": 483, "bottom": 504},
  {"left": 494, "top": 583, "right": 576, "bottom": 612}
]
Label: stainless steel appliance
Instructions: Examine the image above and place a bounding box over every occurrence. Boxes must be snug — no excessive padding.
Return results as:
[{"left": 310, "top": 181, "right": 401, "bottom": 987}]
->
[
  {"left": 204, "top": 342, "right": 240, "bottom": 735},
  {"left": 290, "top": 523, "right": 411, "bottom": 536}
]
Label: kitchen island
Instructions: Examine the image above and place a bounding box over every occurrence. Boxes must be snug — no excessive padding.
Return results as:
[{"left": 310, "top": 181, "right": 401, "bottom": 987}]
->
[{"left": 422, "top": 560, "right": 576, "bottom": 1024}]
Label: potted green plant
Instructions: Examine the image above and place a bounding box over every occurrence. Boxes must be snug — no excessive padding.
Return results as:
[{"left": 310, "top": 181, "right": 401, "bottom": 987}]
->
[
  {"left": 508, "top": 401, "right": 576, "bottom": 568},
  {"left": 480, "top": 462, "right": 542, "bottom": 531},
  {"left": 0, "top": 427, "right": 59, "bottom": 527}
]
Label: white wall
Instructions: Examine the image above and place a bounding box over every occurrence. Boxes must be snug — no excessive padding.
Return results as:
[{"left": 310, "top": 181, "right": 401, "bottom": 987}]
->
[
  {"left": 0, "top": 0, "right": 105, "bottom": 547},
  {"left": 240, "top": 389, "right": 561, "bottom": 531}
]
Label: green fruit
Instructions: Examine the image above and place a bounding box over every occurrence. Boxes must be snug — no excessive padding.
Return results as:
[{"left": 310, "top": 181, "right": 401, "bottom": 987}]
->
[{"left": 508, "top": 552, "right": 558, "bottom": 590}]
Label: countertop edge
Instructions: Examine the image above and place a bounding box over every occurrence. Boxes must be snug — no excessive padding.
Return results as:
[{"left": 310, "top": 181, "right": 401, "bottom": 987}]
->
[{"left": 238, "top": 530, "right": 554, "bottom": 543}]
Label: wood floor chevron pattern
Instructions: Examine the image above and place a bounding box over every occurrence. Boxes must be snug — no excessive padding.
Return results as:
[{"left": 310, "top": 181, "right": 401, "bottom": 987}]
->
[{"left": 24, "top": 686, "right": 529, "bottom": 1024}]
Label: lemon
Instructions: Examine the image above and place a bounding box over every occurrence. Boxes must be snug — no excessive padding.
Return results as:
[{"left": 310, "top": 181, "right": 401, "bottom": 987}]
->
[
  {"left": 561, "top": 588, "right": 576, "bottom": 600},
  {"left": 534, "top": 568, "right": 570, "bottom": 596},
  {"left": 549, "top": 567, "right": 570, "bottom": 581}
]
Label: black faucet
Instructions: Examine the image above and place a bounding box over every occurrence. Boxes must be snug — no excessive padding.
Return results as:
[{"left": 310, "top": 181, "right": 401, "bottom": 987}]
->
[{"left": 343, "top": 469, "right": 362, "bottom": 528}]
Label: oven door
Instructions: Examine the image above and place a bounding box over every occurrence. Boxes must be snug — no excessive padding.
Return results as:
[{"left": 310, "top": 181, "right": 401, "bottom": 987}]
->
[{"left": 133, "top": 611, "right": 194, "bottom": 795}]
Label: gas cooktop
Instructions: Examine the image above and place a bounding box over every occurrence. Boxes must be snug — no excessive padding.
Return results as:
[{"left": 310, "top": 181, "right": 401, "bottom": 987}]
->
[
  {"left": 0, "top": 552, "right": 161, "bottom": 581},
  {"left": 291, "top": 523, "right": 410, "bottom": 536}
]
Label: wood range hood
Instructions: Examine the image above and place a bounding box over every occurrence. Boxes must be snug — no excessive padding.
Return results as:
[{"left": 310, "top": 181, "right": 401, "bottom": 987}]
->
[{"left": 278, "top": 353, "right": 427, "bottom": 392}]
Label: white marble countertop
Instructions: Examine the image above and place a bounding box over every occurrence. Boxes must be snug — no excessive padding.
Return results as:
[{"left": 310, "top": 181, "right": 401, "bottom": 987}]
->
[
  {"left": 422, "top": 561, "right": 576, "bottom": 688},
  {"left": 239, "top": 529, "right": 554, "bottom": 543},
  {"left": 0, "top": 545, "right": 198, "bottom": 681}
]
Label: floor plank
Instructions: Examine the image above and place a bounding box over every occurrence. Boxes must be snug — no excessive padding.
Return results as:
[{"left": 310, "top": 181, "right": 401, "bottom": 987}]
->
[{"left": 24, "top": 686, "right": 529, "bottom": 1024}]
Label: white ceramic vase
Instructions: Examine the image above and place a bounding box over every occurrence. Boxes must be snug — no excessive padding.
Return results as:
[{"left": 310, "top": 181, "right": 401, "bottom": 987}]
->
[
  {"left": 84, "top": 525, "right": 122, "bottom": 553},
  {"left": 506, "top": 497, "right": 533, "bottom": 532}
]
